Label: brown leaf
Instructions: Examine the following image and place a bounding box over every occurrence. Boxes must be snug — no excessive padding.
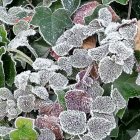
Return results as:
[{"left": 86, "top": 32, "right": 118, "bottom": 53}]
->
[
  {"left": 135, "top": 20, "right": 140, "bottom": 51},
  {"left": 82, "top": 36, "right": 97, "bottom": 49},
  {"left": 90, "top": 64, "right": 99, "bottom": 79}
]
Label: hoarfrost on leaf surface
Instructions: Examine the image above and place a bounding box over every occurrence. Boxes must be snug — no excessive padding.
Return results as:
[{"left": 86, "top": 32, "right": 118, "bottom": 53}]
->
[
  {"left": 105, "top": 22, "right": 120, "bottom": 34},
  {"left": 98, "top": 8, "right": 112, "bottom": 27},
  {"left": 136, "top": 73, "right": 140, "bottom": 86},
  {"left": 59, "top": 110, "right": 86, "bottom": 135},
  {"left": 49, "top": 73, "right": 68, "bottom": 90},
  {"left": 81, "top": 134, "right": 94, "bottom": 140},
  {"left": 98, "top": 56, "right": 123, "bottom": 83},
  {"left": 131, "top": 130, "right": 140, "bottom": 140},
  {"left": 91, "top": 96, "right": 116, "bottom": 114},
  {"left": 0, "top": 126, "right": 14, "bottom": 137},
  {"left": 14, "top": 70, "right": 31, "bottom": 90},
  {"left": 17, "top": 94, "right": 35, "bottom": 112},
  {"left": 29, "top": 72, "right": 40, "bottom": 84},
  {"left": 32, "top": 86, "right": 49, "bottom": 100},
  {"left": 38, "top": 128, "right": 55, "bottom": 140},
  {"left": 0, "top": 101, "right": 7, "bottom": 117},
  {"left": 87, "top": 117, "right": 116, "bottom": 139}
]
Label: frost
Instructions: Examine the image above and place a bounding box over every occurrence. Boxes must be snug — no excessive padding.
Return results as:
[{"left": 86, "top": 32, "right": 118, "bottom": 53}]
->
[
  {"left": 123, "top": 39, "right": 135, "bottom": 49},
  {"left": 32, "top": 58, "right": 59, "bottom": 71},
  {"left": 14, "top": 88, "right": 29, "bottom": 99},
  {"left": 57, "top": 57, "right": 72, "bottom": 76},
  {"left": 49, "top": 73, "right": 68, "bottom": 90},
  {"left": 0, "top": 101, "right": 7, "bottom": 117},
  {"left": 81, "top": 134, "right": 94, "bottom": 140},
  {"left": 65, "top": 89, "right": 93, "bottom": 113},
  {"left": 98, "top": 56, "right": 123, "bottom": 83},
  {"left": 98, "top": 8, "right": 112, "bottom": 27},
  {"left": 3, "top": 0, "right": 13, "bottom": 7},
  {"left": 32, "top": 86, "right": 49, "bottom": 100},
  {"left": 38, "top": 70, "right": 55, "bottom": 86},
  {"left": 87, "top": 117, "right": 116, "bottom": 139},
  {"left": 109, "top": 41, "right": 133, "bottom": 63},
  {"left": 7, "top": 107, "right": 18, "bottom": 116},
  {"left": 38, "top": 128, "right": 55, "bottom": 140},
  {"left": 29, "top": 72, "right": 40, "bottom": 84},
  {"left": 105, "top": 22, "right": 120, "bottom": 34},
  {"left": 131, "top": 130, "right": 140, "bottom": 140},
  {"left": 0, "top": 126, "right": 14, "bottom": 137},
  {"left": 14, "top": 70, "right": 31, "bottom": 90},
  {"left": 119, "top": 22, "right": 137, "bottom": 39},
  {"left": 123, "top": 55, "right": 135, "bottom": 74},
  {"left": 111, "top": 87, "right": 127, "bottom": 113},
  {"left": 136, "top": 73, "right": 140, "bottom": 86},
  {"left": 88, "top": 44, "right": 109, "bottom": 61},
  {"left": 6, "top": 100, "right": 16, "bottom": 107},
  {"left": 70, "top": 49, "right": 92, "bottom": 68},
  {"left": 0, "top": 87, "right": 14, "bottom": 100},
  {"left": 59, "top": 110, "right": 86, "bottom": 135},
  {"left": 91, "top": 96, "right": 116, "bottom": 114},
  {"left": 17, "top": 94, "right": 35, "bottom": 112}
]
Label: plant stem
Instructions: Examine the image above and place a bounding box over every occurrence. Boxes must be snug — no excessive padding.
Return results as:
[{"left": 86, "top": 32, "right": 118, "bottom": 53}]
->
[{"left": 127, "top": 0, "right": 132, "bottom": 19}]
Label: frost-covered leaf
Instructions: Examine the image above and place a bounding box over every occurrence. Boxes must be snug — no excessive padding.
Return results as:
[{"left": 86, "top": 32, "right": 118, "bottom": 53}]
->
[
  {"left": 88, "top": 44, "right": 109, "bottom": 61},
  {"left": 119, "top": 22, "right": 137, "bottom": 39},
  {"left": 91, "top": 96, "right": 116, "bottom": 114},
  {"left": 136, "top": 73, "right": 140, "bottom": 85},
  {"left": 31, "top": 6, "right": 72, "bottom": 46},
  {"left": 123, "top": 55, "right": 135, "bottom": 74},
  {"left": 2, "top": 53, "right": 16, "bottom": 86},
  {"left": 32, "top": 86, "right": 49, "bottom": 100},
  {"left": 35, "top": 116, "right": 63, "bottom": 140},
  {"left": 109, "top": 41, "right": 133, "bottom": 63},
  {"left": 0, "top": 126, "right": 14, "bottom": 137},
  {"left": 57, "top": 57, "right": 72, "bottom": 76},
  {"left": 98, "top": 8, "right": 112, "bottom": 27},
  {"left": 49, "top": 73, "right": 68, "bottom": 90},
  {"left": 38, "top": 128, "right": 55, "bottom": 140},
  {"left": 59, "top": 110, "right": 86, "bottom": 135},
  {"left": 14, "top": 70, "right": 31, "bottom": 90},
  {"left": 105, "top": 22, "right": 120, "bottom": 34},
  {"left": 43, "top": 0, "right": 57, "bottom": 7},
  {"left": 39, "top": 103, "right": 63, "bottom": 117},
  {"left": 13, "top": 20, "right": 29, "bottom": 35},
  {"left": 111, "top": 87, "right": 127, "bottom": 113},
  {"left": 7, "top": 107, "right": 18, "bottom": 116},
  {"left": 70, "top": 49, "right": 92, "bottom": 68},
  {"left": 81, "top": 134, "right": 94, "bottom": 140},
  {"left": 98, "top": 56, "right": 123, "bottom": 83},
  {"left": 73, "top": 1, "right": 99, "bottom": 24},
  {"left": 6, "top": 100, "right": 16, "bottom": 107},
  {"left": 17, "top": 94, "right": 35, "bottom": 112},
  {"left": 0, "top": 87, "right": 14, "bottom": 100},
  {"left": 87, "top": 117, "right": 116, "bottom": 139},
  {"left": 32, "top": 58, "right": 59, "bottom": 71},
  {"left": 65, "top": 89, "right": 92, "bottom": 113},
  {"left": 131, "top": 130, "right": 140, "bottom": 140},
  {"left": 14, "top": 88, "right": 30, "bottom": 99},
  {"left": 29, "top": 72, "right": 40, "bottom": 84},
  {"left": 61, "top": 0, "right": 81, "bottom": 15},
  {"left": 3, "top": 0, "right": 13, "bottom": 6},
  {"left": 102, "top": 0, "right": 129, "bottom": 5},
  {"left": 0, "top": 101, "right": 7, "bottom": 117}
]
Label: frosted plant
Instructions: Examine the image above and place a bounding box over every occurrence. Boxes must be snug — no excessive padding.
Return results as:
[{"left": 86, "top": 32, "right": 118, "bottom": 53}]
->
[
  {"left": 136, "top": 73, "right": 140, "bottom": 86},
  {"left": 98, "top": 8, "right": 112, "bottom": 27},
  {"left": 6, "top": 100, "right": 16, "bottom": 107},
  {"left": 65, "top": 89, "right": 93, "bottom": 113},
  {"left": 32, "top": 58, "right": 59, "bottom": 71},
  {"left": 111, "top": 87, "right": 127, "bottom": 113},
  {"left": 81, "top": 134, "right": 94, "bottom": 140},
  {"left": 14, "top": 88, "right": 30, "bottom": 99},
  {"left": 88, "top": 44, "right": 109, "bottom": 62},
  {"left": 14, "top": 70, "right": 31, "bottom": 90},
  {"left": 105, "top": 22, "right": 120, "bottom": 34},
  {"left": 57, "top": 57, "right": 72, "bottom": 76},
  {"left": 7, "top": 107, "right": 18, "bottom": 116},
  {"left": 87, "top": 117, "right": 116, "bottom": 139},
  {"left": 131, "top": 130, "right": 140, "bottom": 140},
  {"left": 0, "top": 87, "right": 14, "bottom": 100},
  {"left": 29, "top": 72, "right": 40, "bottom": 84},
  {"left": 91, "top": 96, "right": 116, "bottom": 114},
  {"left": 0, "top": 101, "right": 7, "bottom": 117},
  {"left": 38, "top": 128, "right": 55, "bottom": 140},
  {"left": 49, "top": 73, "right": 68, "bottom": 90},
  {"left": 59, "top": 110, "right": 86, "bottom": 135},
  {"left": 69, "top": 49, "right": 92, "bottom": 68},
  {"left": 0, "top": 126, "right": 14, "bottom": 137},
  {"left": 17, "top": 94, "right": 35, "bottom": 112},
  {"left": 32, "top": 86, "right": 49, "bottom": 100},
  {"left": 98, "top": 56, "right": 123, "bottom": 83}
]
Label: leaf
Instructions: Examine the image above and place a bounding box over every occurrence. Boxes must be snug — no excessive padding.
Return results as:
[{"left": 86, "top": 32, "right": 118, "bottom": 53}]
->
[
  {"left": 10, "top": 117, "right": 38, "bottom": 140},
  {"left": 31, "top": 6, "right": 73, "bottom": 46},
  {"left": 0, "top": 24, "right": 9, "bottom": 44},
  {"left": 2, "top": 53, "right": 16, "bottom": 86},
  {"left": 113, "top": 73, "right": 140, "bottom": 101},
  {"left": 3, "top": 0, "right": 13, "bottom": 6},
  {"left": 61, "top": 0, "right": 81, "bottom": 15},
  {"left": 102, "top": 0, "right": 129, "bottom": 5}
]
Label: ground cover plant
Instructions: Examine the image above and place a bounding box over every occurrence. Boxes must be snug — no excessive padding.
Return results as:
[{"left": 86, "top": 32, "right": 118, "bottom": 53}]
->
[{"left": 0, "top": 0, "right": 140, "bottom": 139}]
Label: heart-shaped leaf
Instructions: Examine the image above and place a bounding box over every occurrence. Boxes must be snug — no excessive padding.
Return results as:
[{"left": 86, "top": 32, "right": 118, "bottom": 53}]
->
[{"left": 31, "top": 6, "right": 73, "bottom": 46}]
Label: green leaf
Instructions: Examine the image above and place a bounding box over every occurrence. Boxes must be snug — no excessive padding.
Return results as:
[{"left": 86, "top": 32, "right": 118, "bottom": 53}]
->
[
  {"left": 117, "top": 108, "right": 126, "bottom": 119},
  {"left": 0, "top": 25, "right": 9, "bottom": 44},
  {"left": 113, "top": 73, "right": 140, "bottom": 101},
  {"left": 2, "top": 53, "right": 16, "bottom": 87},
  {"left": 31, "top": 6, "right": 73, "bottom": 46},
  {"left": 102, "top": 0, "right": 128, "bottom": 5},
  {"left": 10, "top": 117, "right": 37, "bottom": 140},
  {"left": 55, "top": 90, "right": 67, "bottom": 110},
  {"left": 110, "top": 126, "right": 119, "bottom": 138},
  {"left": 61, "top": 0, "right": 81, "bottom": 15}
]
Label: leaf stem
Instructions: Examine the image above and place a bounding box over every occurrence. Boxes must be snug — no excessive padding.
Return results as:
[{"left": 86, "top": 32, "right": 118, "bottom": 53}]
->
[{"left": 127, "top": 0, "right": 132, "bottom": 19}]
